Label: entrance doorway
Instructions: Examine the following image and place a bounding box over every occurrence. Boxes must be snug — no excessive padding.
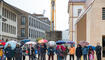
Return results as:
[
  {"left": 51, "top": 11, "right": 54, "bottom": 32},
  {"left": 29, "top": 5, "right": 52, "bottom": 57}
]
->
[{"left": 102, "top": 36, "right": 105, "bottom": 57}]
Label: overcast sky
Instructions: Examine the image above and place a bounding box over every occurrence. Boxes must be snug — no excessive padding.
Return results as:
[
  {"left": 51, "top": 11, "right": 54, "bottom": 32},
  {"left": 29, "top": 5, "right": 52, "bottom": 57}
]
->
[{"left": 4, "top": 0, "right": 69, "bottom": 31}]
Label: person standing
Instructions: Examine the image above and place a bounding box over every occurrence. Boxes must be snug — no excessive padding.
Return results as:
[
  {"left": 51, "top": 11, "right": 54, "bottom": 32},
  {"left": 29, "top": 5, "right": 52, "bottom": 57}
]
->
[
  {"left": 88, "top": 47, "right": 94, "bottom": 60},
  {"left": 82, "top": 46, "right": 88, "bottom": 60},
  {"left": 48, "top": 46, "right": 55, "bottom": 60},
  {"left": 5, "top": 44, "right": 14, "bottom": 60},
  {"left": 28, "top": 44, "right": 35, "bottom": 60},
  {"left": 22, "top": 46, "right": 26, "bottom": 60},
  {"left": 56, "top": 44, "right": 65, "bottom": 60},
  {"left": 36, "top": 43, "right": 41, "bottom": 60},
  {"left": 64, "top": 46, "right": 69, "bottom": 60},
  {"left": 69, "top": 44, "right": 75, "bottom": 60},
  {"left": 95, "top": 42, "right": 101, "bottom": 60},
  {"left": 40, "top": 43, "right": 47, "bottom": 60},
  {"left": 14, "top": 44, "right": 22, "bottom": 60},
  {"left": 76, "top": 44, "right": 82, "bottom": 60}
]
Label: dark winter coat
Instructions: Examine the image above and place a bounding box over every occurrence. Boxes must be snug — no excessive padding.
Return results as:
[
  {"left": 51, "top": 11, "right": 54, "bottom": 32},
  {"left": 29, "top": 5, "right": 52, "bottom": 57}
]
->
[
  {"left": 5, "top": 47, "right": 14, "bottom": 58},
  {"left": 14, "top": 47, "right": 22, "bottom": 57},
  {"left": 95, "top": 46, "right": 101, "bottom": 55},
  {"left": 76, "top": 47, "right": 82, "bottom": 57},
  {"left": 40, "top": 44, "right": 47, "bottom": 54}
]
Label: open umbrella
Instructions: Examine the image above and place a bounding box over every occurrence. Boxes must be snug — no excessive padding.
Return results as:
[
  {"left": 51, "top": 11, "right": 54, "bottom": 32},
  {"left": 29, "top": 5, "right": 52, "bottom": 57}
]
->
[
  {"left": 79, "top": 41, "right": 89, "bottom": 46},
  {"left": 66, "top": 41, "right": 75, "bottom": 44},
  {"left": 56, "top": 40, "right": 66, "bottom": 44},
  {"left": 25, "top": 41, "right": 36, "bottom": 45},
  {"left": 38, "top": 39, "right": 48, "bottom": 43},
  {"left": 88, "top": 45, "right": 96, "bottom": 50},
  {"left": 4, "top": 41, "right": 17, "bottom": 50},
  {"left": 0, "top": 41, "right": 6, "bottom": 46},
  {"left": 48, "top": 41, "right": 56, "bottom": 47},
  {"left": 21, "top": 39, "right": 30, "bottom": 43}
]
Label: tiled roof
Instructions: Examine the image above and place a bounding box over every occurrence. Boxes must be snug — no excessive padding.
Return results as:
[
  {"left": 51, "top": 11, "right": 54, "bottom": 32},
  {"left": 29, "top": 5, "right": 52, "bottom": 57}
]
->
[{"left": 69, "top": 0, "right": 86, "bottom": 2}]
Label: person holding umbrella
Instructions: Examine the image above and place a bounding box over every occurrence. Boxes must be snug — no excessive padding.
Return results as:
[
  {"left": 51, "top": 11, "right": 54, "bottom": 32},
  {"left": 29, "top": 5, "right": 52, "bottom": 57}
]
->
[
  {"left": 69, "top": 44, "right": 75, "bottom": 60},
  {"left": 14, "top": 44, "right": 22, "bottom": 60},
  {"left": 95, "top": 42, "right": 101, "bottom": 60},
  {"left": 48, "top": 46, "right": 55, "bottom": 60},
  {"left": 82, "top": 46, "right": 89, "bottom": 60},
  {"left": 64, "top": 46, "right": 69, "bottom": 60},
  {"left": 40, "top": 43, "right": 47, "bottom": 60},
  {"left": 88, "top": 47, "right": 94, "bottom": 60},
  {"left": 76, "top": 44, "right": 82, "bottom": 60},
  {"left": 5, "top": 44, "right": 14, "bottom": 60},
  {"left": 28, "top": 44, "right": 35, "bottom": 60}
]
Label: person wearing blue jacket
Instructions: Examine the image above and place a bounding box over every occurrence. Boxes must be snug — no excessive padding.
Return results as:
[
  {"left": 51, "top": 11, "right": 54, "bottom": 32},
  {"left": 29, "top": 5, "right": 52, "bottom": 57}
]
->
[
  {"left": 5, "top": 44, "right": 14, "bottom": 60},
  {"left": 82, "top": 46, "right": 89, "bottom": 60},
  {"left": 48, "top": 47, "right": 55, "bottom": 60}
]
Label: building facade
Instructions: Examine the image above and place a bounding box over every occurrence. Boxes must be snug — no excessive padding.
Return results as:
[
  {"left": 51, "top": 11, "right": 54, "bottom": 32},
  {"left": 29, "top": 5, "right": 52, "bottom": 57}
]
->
[
  {"left": 0, "top": 1, "right": 21, "bottom": 41},
  {"left": 62, "top": 29, "right": 69, "bottom": 41},
  {"left": 68, "top": 0, "right": 86, "bottom": 42},
  {"left": 28, "top": 14, "right": 50, "bottom": 41},
  {"left": 74, "top": 0, "right": 105, "bottom": 59},
  {"left": 0, "top": 1, "right": 50, "bottom": 41}
]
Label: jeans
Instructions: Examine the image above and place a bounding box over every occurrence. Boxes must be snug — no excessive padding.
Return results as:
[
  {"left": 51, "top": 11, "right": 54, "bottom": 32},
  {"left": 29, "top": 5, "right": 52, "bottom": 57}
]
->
[
  {"left": 70, "top": 55, "right": 74, "bottom": 60},
  {"left": 83, "top": 54, "right": 87, "bottom": 60},
  {"left": 41, "top": 53, "right": 46, "bottom": 60},
  {"left": 77, "top": 57, "right": 81, "bottom": 60},
  {"left": 0, "top": 56, "right": 1, "bottom": 60},
  {"left": 58, "top": 55, "right": 63, "bottom": 60},
  {"left": 97, "top": 55, "right": 101, "bottom": 60}
]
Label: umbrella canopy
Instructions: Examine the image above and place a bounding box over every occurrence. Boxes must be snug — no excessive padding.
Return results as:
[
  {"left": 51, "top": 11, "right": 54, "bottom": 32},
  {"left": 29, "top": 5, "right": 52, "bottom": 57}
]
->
[
  {"left": 88, "top": 45, "right": 96, "bottom": 50},
  {"left": 48, "top": 41, "right": 56, "bottom": 47},
  {"left": 25, "top": 41, "right": 36, "bottom": 45},
  {"left": 21, "top": 39, "right": 30, "bottom": 43},
  {"left": 56, "top": 40, "right": 66, "bottom": 44},
  {"left": 38, "top": 39, "right": 48, "bottom": 43},
  {"left": 4, "top": 41, "right": 17, "bottom": 50},
  {"left": 66, "top": 41, "right": 75, "bottom": 44},
  {"left": 79, "top": 41, "right": 89, "bottom": 46},
  {"left": 0, "top": 41, "right": 6, "bottom": 46}
]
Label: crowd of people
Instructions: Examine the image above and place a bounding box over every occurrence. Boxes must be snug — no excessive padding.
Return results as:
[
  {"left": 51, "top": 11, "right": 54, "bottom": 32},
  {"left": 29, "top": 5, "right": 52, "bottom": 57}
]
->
[{"left": 0, "top": 42, "right": 102, "bottom": 60}]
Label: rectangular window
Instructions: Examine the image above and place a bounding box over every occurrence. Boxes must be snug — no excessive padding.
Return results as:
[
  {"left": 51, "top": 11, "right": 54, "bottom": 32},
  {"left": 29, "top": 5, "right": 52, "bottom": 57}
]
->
[
  {"left": 102, "top": 8, "right": 105, "bottom": 20},
  {"left": 21, "top": 16, "right": 26, "bottom": 25},
  {"left": 21, "top": 28, "right": 25, "bottom": 37},
  {"left": 78, "top": 9, "right": 82, "bottom": 16}
]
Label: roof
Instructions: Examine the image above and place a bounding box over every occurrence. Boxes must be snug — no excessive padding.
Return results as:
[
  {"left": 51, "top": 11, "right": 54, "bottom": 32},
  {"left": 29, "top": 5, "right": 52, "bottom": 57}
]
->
[
  {"left": 1, "top": 1, "right": 22, "bottom": 15},
  {"left": 69, "top": 0, "right": 86, "bottom": 3}
]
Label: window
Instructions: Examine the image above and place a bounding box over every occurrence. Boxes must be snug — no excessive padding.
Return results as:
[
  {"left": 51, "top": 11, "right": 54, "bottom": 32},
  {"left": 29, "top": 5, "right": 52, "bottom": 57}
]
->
[
  {"left": 78, "top": 9, "right": 82, "bottom": 16},
  {"left": 21, "top": 16, "right": 26, "bottom": 25},
  {"left": 21, "top": 28, "right": 25, "bottom": 37},
  {"left": 102, "top": 8, "right": 105, "bottom": 20}
]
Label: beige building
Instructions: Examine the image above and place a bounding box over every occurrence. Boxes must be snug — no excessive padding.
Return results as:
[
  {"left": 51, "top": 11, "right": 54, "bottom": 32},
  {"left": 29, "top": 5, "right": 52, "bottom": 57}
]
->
[
  {"left": 74, "top": 0, "right": 105, "bottom": 59},
  {"left": 68, "top": 0, "right": 86, "bottom": 41}
]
